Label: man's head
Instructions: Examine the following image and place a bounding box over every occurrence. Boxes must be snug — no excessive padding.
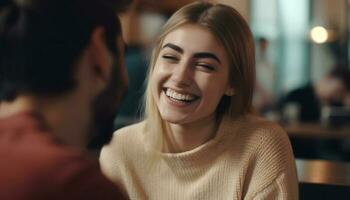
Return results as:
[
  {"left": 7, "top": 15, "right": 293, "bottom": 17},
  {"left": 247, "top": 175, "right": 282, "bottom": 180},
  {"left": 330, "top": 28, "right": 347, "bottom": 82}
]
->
[
  {"left": 0, "top": 0, "right": 130, "bottom": 147},
  {"left": 316, "top": 66, "right": 350, "bottom": 105},
  {"left": 258, "top": 37, "right": 268, "bottom": 53}
]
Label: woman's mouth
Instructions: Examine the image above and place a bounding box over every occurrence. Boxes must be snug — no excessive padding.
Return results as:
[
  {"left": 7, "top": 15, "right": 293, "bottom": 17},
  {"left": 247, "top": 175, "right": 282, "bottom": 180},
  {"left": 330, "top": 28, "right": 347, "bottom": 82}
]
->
[{"left": 163, "top": 88, "right": 199, "bottom": 104}]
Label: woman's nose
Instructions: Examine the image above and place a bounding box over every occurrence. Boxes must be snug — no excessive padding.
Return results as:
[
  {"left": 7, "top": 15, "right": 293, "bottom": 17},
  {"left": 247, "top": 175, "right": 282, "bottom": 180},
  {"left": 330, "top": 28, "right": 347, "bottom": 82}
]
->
[{"left": 171, "top": 61, "right": 193, "bottom": 87}]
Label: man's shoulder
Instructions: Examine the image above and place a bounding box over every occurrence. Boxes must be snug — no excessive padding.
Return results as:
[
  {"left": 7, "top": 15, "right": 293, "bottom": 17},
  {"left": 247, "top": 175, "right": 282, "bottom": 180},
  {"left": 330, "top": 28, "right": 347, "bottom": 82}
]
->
[
  {"left": 1, "top": 133, "right": 126, "bottom": 199},
  {"left": 0, "top": 113, "right": 86, "bottom": 174},
  {"left": 0, "top": 114, "right": 126, "bottom": 199}
]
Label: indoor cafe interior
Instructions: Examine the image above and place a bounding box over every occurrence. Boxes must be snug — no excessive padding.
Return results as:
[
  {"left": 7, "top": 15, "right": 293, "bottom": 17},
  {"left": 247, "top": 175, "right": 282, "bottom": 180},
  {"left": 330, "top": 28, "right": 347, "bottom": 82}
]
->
[{"left": 112, "top": 0, "right": 350, "bottom": 199}]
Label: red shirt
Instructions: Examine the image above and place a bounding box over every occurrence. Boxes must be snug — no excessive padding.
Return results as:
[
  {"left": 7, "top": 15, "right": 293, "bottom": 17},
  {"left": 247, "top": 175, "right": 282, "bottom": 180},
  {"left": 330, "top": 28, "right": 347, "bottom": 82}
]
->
[{"left": 0, "top": 112, "right": 127, "bottom": 200}]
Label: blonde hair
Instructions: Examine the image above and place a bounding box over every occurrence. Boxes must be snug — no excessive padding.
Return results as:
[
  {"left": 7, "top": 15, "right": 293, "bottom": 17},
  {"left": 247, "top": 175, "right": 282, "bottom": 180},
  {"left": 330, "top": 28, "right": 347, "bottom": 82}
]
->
[{"left": 143, "top": 1, "right": 255, "bottom": 151}]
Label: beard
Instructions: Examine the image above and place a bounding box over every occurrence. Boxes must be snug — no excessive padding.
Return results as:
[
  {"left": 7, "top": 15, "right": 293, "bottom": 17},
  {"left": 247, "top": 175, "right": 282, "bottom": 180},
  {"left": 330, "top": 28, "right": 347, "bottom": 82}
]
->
[{"left": 87, "top": 58, "right": 127, "bottom": 150}]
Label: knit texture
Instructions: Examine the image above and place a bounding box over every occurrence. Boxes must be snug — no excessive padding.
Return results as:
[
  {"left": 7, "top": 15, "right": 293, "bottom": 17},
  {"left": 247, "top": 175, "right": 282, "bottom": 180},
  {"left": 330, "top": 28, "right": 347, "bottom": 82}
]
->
[{"left": 100, "top": 114, "right": 299, "bottom": 199}]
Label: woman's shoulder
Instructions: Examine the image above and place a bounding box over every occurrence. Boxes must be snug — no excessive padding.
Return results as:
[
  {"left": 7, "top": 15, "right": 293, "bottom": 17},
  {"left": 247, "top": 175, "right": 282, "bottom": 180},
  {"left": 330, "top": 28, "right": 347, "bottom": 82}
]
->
[
  {"left": 229, "top": 115, "right": 298, "bottom": 198},
  {"left": 102, "top": 121, "right": 146, "bottom": 153},
  {"left": 224, "top": 114, "right": 292, "bottom": 161},
  {"left": 112, "top": 120, "right": 147, "bottom": 141},
  {"left": 100, "top": 121, "right": 147, "bottom": 172},
  {"left": 236, "top": 114, "right": 288, "bottom": 143},
  {"left": 113, "top": 121, "right": 146, "bottom": 137},
  {"left": 251, "top": 116, "right": 291, "bottom": 153},
  {"left": 230, "top": 114, "right": 294, "bottom": 168}
]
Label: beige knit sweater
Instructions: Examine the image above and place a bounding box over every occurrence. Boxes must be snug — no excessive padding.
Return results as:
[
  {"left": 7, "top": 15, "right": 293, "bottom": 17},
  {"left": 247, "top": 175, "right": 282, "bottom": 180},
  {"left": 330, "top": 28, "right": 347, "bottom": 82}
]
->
[{"left": 100, "top": 114, "right": 299, "bottom": 200}]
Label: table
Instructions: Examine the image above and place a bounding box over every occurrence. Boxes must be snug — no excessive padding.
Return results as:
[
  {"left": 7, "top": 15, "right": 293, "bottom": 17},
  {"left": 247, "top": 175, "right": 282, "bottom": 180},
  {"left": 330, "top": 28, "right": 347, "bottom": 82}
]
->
[
  {"left": 296, "top": 159, "right": 350, "bottom": 186},
  {"left": 284, "top": 123, "right": 350, "bottom": 139}
]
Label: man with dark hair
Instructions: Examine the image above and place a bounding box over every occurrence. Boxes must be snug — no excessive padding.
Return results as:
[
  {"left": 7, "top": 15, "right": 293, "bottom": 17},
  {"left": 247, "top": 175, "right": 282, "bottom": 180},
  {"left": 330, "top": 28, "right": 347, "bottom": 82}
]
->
[
  {"left": 0, "top": 0, "right": 130, "bottom": 199},
  {"left": 279, "top": 66, "right": 350, "bottom": 160},
  {"left": 279, "top": 66, "right": 350, "bottom": 122}
]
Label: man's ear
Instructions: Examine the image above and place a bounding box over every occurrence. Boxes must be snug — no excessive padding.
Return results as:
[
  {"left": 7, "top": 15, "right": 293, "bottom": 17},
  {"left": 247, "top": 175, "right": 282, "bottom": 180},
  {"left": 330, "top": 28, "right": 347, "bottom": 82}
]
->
[
  {"left": 225, "top": 87, "right": 235, "bottom": 96},
  {"left": 89, "top": 26, "right": 112, "bottom": 84}
]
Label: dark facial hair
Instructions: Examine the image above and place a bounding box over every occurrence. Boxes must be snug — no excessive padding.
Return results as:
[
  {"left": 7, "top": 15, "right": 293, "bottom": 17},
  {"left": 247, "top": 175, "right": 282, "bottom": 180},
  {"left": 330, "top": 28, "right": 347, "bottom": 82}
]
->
[{"left": 88, "top": 56, "right": 127, "bottom": 150}]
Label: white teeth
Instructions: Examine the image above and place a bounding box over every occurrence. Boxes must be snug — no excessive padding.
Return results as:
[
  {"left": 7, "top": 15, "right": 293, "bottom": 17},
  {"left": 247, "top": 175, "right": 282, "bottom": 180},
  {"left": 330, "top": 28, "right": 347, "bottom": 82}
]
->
[{"left": 165, "top": 88, "right": 196, "bottom": 101}]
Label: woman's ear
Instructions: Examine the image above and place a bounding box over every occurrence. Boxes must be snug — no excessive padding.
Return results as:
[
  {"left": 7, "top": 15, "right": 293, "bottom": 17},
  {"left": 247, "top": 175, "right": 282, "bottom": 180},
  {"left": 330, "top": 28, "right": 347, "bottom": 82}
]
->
[{"left": 225, "top": 88, "right": 235, "bottom": 96}]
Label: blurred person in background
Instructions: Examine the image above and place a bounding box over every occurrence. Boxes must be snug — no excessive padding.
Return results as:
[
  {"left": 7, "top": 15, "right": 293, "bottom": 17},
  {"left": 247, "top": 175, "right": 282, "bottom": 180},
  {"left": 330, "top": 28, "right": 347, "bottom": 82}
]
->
[
  {"left": 0, "top": 0, "right": 130, "bottom": 199},
  {"left": 254, "top": 37, "right": 277, "bottom": 115},
  {"left": 101, "top": 2, "right": 298, "bottom": 199},
  {"left": 279, "top": 66, "right": 350, "bottom": 161},
  {"left": 279, "top": 65, "right": 350, "bottom": 123}
]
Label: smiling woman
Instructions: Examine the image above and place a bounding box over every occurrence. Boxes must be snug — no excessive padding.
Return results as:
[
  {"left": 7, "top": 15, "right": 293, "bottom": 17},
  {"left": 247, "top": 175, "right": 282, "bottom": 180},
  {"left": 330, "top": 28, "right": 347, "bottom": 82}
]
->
[
  {"left": 152, "top": 24, "right": 232, "bottom": 135},
  {"left": 100, "top": 1, "right": 299, "bottom": 199}
]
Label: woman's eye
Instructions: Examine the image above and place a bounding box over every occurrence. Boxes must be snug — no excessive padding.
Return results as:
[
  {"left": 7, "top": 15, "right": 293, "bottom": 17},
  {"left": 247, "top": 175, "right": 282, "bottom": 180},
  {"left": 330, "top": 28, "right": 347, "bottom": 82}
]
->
[
  {"left": 161, "top": 55, "right": 179, "bottom": 62},
  {"left": 196, "top": 63, "right": 215, "bottom": 71}
]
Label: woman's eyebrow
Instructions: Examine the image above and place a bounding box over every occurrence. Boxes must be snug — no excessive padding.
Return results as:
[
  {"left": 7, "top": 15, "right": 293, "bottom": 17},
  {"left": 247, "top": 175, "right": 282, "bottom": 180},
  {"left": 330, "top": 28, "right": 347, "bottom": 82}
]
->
[
  {"left": 193, "top": 52, "right": 221, "bottom": 64},
  {"left": 162, "top": 43, "right": 221, "bottom": 64},
  {"left": 162, "top": 43, "right": 184, "bottom": 54}
]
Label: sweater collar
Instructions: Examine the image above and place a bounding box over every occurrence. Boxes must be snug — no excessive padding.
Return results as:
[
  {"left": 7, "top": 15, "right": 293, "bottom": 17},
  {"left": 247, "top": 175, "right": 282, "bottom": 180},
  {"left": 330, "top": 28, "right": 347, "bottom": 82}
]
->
[{"left": 160, "top": 114, "right": 248, "bottom": 168}]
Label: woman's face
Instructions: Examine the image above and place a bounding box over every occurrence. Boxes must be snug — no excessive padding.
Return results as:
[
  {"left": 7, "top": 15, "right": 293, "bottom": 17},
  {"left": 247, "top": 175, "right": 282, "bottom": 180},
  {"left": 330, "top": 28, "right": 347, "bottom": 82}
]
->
[{"left": 151, "top": 23, "right": 233, "bottom": 125}]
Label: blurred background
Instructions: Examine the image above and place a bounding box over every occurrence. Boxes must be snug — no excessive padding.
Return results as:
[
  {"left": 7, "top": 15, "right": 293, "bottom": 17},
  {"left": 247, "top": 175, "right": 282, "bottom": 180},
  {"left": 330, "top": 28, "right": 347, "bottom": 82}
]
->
[{"left": 114, "top": 0, "right": 350, "bottom": 197}]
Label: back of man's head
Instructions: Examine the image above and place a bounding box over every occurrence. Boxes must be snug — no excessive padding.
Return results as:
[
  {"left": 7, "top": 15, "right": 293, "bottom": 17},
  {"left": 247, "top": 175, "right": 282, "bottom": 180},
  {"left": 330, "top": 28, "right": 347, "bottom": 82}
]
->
[
  {"left": 317, "top": 66, "right": 350, "bottom": 104},
  {"left": 0, "top": 0, "right": 128, "bottom": 101},
  {"left": 328, "top": 65, "right": 350, "bottom": 91}
]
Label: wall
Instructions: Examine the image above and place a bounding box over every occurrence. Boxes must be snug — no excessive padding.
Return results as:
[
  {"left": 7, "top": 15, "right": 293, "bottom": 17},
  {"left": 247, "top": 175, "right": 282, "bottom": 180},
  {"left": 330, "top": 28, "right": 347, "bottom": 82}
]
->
[{"left": 215, "top": 0, "right": 250, "bottom": 21}]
